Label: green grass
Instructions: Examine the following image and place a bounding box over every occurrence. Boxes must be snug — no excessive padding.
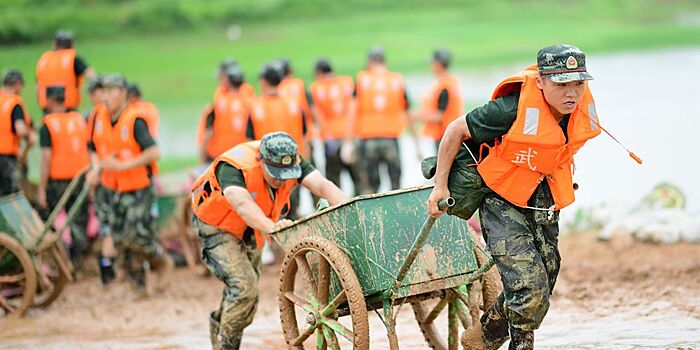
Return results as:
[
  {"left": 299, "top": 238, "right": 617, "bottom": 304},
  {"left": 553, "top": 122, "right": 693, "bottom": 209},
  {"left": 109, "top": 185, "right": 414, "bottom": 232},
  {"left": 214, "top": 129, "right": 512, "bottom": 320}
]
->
[{"left": 2, "top": 0, "right": 700, "bottom": 175}]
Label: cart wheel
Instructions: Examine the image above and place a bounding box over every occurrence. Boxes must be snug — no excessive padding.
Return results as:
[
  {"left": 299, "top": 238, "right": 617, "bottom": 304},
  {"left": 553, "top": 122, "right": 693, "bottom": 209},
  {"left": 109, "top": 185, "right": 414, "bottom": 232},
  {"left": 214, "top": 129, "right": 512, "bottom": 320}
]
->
[
  {"left": 278, "top": 236, "right": 369, "bottom": 350},
  {"left": 411, "top": 246, "right": 502, "bottom": 350},
  {"left": 33, "top": 240, "right": 70, "bottom": 307},
  {"left": 0, "top": 232, "right": 38, "bottom": 317}
]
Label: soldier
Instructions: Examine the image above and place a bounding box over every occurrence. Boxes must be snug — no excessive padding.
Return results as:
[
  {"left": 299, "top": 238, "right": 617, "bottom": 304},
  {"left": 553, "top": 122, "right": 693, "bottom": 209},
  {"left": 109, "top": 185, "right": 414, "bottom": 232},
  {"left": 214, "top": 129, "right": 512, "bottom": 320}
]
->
[
  {"left": 191, "top": 132, "right": 346, "bottom": 349},
  {"left": 36, "top": 29, "right": 95, "bottom": 112},
  {"left": 419, "top": 49, "right": 464, "bottom": 152},
  {"left": 278, "top": 58, "right": 313, "bottom": 144},
  {"left": 0, "top": 69, "right": 34, "bottom": 196},
  {"left": 38, "top": 86, "right": 91, "bottom": 268},
  {"left": 128, "top": 83, "right": 161, "bottom": 183},
  {"left": 352, "top": 45, "right": 411, "bottom": 193},
  {"left": 98, "top": 74, "right": 172, "bottom": 294},
  {"left": 83, "top": 75, "right": 104, "bottom": 120},
  {"left": 428, "top": 45, "right": 600, "bottom": 350},
  {"left": 309, "top": 58, "right": 361, "bottom": 194}
]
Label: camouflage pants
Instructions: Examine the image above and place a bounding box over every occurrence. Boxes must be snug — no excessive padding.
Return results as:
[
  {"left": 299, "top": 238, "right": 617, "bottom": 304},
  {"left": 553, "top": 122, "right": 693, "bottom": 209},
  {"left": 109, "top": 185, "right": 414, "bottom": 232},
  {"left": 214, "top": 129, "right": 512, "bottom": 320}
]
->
[
  {"left": 479, "top": 192, "right": 561, "bottom": 332},
  {"left": 194, "top": 216, "right": 261, "bottom": 348},
  {"left": 47, "top": 179, "right": 89, "bottom": 262},
  {"left": 0, "top": 155, "right": 21, "bottom": 196},
  {"left": 358, "top": 138, "right": 401, "bottom": 194},
  {"left": 94, "top": 185, "right": 116, "bottom": 237},
  {"left": 324, "top": 140, "right": 362, "bottom": 196},
  {"left": 110, "top": 186, "right": 161, "bottom": 284}
]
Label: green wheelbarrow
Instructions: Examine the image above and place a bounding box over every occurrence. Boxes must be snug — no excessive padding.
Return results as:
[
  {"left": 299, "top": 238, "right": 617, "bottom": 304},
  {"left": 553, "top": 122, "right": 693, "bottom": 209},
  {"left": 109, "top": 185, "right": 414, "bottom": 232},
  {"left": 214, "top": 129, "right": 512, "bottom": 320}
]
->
[
  {"left": 0, "top": 167, "right": 92, "bottom": 317},
  {"left": 271, "top": 185, "right": 501, "bottom": 350}
]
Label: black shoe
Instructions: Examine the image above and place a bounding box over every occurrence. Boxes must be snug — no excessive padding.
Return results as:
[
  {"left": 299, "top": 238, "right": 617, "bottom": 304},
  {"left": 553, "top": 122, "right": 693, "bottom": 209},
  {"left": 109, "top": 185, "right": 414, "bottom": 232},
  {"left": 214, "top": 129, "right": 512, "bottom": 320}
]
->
[
  {"left": 508, "top": 328, "right": 534, "bottom": 350},
  {"left": 98, "top": 256, "right": 115, "bottom": 286},
  {"left": 481, "top": 296, "right": 510, "bottom": 350}
]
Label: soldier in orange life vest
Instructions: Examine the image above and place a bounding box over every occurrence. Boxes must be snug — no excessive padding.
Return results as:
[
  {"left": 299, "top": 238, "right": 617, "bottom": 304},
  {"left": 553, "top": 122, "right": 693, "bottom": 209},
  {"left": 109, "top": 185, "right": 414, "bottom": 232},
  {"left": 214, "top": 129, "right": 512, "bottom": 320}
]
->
[
  {"left": 420, "top": 49, "right": 464, "bottom": 152},
  {"left": 98, "top": 74, "right": 172, "bottom": 294},
  {"left": 36, "top": 29, "right": 95, "bottom": 112},
  {"left": 309, "top": 58, "right": 362, "bottom": 194},
  {"left": 352, "top": 45, "right": 411, "bottom": 194},
  {"left": 278, "top": 58, "right": 314, "bottom": 143},
  {"left": 38, "top": 86, "right": 91, "bottom": 268},
  {"left": 428, "top": 45, "right": 600, "bottom": 350},
  {"left": 199, "top": 67, "right": 251, "bottom": 162},
  {"left": 83, "top": 76, "right": 104, "bottom": 120},
  {"left": 128, "top": 83, "right": 161, "bottom": 183},
  {"left": 191, "top": 132, "right": 346, "bottom": 350},
  {"left": 0, "top": 69, "right": 35, "bottom": 196}
]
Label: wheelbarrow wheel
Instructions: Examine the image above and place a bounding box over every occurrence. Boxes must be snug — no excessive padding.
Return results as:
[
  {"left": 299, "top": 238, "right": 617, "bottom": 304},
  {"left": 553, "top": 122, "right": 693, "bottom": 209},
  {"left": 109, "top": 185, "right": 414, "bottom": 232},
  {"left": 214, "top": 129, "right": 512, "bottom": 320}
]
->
[
  {"left": 278, "top": 236, "right": 369, "bottom": 350},
  {"left": 33, "top": 239, "right": 71, "bottom": 307},
  {"left": 0, "top": 232, "right": 38, "bottom": 317},
  {"left": 411, "top": 246, "right": 502, "bottom": 350}
]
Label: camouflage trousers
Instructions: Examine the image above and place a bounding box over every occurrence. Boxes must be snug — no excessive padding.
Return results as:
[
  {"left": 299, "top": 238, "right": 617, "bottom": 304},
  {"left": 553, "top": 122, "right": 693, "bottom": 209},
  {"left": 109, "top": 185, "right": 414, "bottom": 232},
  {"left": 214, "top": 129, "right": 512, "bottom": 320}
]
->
[
  {"left": 94, "top": 184, "right": 116, "bottom": 237},
  {"left": 358, "top": 138, "right": 401, "bottom": 194},
  {"left": 193, "top": 216, "right": 261, "bottom": 349},
  {"left": 0, "top": 155, "right": 21, "bottom": 196},
  {"left": 324, "top": 140, "right": 363, "bottom": 196},
  {"left": 110, "top": 186, "right": 161, "bottom": 285},
  {"left": 47, "top": 179, "right": 89, "bottom": 263},
  {"left": 479, "top": 191, "right": 561, "bottom": 332}
]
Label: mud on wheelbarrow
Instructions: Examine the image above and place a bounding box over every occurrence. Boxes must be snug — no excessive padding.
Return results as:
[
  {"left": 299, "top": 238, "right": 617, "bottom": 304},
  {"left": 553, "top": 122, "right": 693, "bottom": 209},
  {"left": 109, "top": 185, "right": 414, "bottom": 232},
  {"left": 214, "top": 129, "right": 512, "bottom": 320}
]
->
[{"left": 271, "top": 185, "right": 501, "bottom": 350}]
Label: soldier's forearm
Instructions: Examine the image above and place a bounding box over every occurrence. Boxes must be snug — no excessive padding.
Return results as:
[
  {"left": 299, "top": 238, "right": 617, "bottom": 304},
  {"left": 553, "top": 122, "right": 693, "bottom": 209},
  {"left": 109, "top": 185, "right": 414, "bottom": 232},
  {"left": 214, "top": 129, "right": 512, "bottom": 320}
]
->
[{"left": 434, "top": 118, "right": 472, "bottom": 189}]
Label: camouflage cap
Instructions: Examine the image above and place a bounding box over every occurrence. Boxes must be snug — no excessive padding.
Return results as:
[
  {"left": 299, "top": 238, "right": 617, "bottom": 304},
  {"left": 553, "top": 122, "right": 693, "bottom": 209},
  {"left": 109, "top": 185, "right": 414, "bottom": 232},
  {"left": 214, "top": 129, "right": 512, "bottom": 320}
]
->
[
  {"left": 102, "top": 73, "right": 128, "bottom": 89},
  {"left": 2, "top": 68, "right": 24, "bottom": 85},
  {"left": 259, "top": 132, "right": 302, "bottom": 180},
  {"left": 87, "top": 75, "right": 103, "bottom": 93},
  {"left": 537, "top": 44, "right": 593, "bottom": 83},
  {"left": 432, "top": 48, "right": 452, "bottom": 66}
]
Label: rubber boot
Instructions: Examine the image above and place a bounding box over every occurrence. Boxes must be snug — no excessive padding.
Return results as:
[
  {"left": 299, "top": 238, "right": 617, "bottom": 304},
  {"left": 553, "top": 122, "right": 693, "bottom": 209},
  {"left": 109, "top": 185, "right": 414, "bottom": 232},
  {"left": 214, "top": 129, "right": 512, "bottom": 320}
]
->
[
  {"left": 462, "top": 302, "right": 509, "bottom": 350},
  {"left": 508, "top": 328, "right": 534, "bottom": 350},
  {"left": 98, "top": 255, "right": 116, "bottom": 286},
  {"left": 209, "top": 311, "right": 221, "bottom": 350}
]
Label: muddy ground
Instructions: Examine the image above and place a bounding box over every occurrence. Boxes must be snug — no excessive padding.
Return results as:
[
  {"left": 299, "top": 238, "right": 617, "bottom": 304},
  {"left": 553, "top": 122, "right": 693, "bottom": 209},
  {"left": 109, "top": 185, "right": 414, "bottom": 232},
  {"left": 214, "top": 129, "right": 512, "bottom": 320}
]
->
[{"left": 1, "top": 231, "right": 698, "bottom": 349}]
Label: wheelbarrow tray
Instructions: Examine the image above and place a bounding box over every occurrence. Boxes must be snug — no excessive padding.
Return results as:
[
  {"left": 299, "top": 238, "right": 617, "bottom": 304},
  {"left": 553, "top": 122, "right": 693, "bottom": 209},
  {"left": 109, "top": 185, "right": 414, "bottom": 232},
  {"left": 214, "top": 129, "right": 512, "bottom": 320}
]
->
[
  {"left": 273, "top": 186, "right": 478, "bottom": 300},
  {"left": 0, "top": 193, "right": 45, "bottom": 250}
]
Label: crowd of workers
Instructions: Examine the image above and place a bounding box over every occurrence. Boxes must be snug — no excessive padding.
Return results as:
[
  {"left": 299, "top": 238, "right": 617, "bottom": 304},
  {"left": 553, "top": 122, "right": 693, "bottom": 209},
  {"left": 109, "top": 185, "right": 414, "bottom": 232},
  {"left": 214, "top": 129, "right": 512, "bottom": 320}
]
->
[{"left": 1, "top": 27, "right": 603, "bottom": 350}]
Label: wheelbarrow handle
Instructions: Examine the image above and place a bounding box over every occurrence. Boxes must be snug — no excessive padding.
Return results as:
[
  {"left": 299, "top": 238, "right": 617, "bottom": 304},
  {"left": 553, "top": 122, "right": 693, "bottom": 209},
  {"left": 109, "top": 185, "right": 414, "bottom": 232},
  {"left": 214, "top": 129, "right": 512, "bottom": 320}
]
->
[{"left": 385, "top": 197, "right": 455, "bottom": 298}]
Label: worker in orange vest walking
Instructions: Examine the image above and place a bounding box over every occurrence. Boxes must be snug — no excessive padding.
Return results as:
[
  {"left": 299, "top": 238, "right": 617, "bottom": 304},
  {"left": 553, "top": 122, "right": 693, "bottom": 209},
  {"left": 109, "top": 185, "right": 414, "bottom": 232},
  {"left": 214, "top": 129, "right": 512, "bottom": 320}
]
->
[
  {"left": 127, "top": 83, "right": 161, "bottom": 187},
  {"left": 36, "top": 29, "right": 95, "bottom": 112},
  {"left": 309, "top": 58, "right": 362, "bottom": 194},
  {"left": 38, "top": 86, "right": 91, "bottom": 268},
  {"left": 98, "top": 74, "right": 172, "bottom": 295},
  {"left": 0, "top": 69, "right": 35, "bottom": 196},
  {"left": 278, "top": 59, "right": 313, "bottom": 144},
  {"left": 428, "top": 45, "right": 601, "bottom": 350},
  {"left": 199, "top": 67, "right": 252, "bottom": 163},
  {"left": 191, "top": 132, "right": 346, "bottom": 350},
  {"left": 420, "top": 49, "right": 464, "bottom": 152},
  {"left": 352, "top": 46, "right": 411, "bottom": 193}
]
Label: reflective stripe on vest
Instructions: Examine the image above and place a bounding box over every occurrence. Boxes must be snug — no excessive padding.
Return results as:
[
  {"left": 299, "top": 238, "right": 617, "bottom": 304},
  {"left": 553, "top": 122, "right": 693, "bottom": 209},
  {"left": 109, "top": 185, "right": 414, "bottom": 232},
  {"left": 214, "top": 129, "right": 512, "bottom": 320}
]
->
[
  {"left": 310, "top": 75, "right": 354, "bottom": 140},
  {"left": 421, "top": 74, "right": 464, "bottom": 141},
  {"left": 354, "top": 69, "right": 406, "bottom": 138},
  {"left": 250, "top": 95, "right": 306, "bottom": 155},
  {"left": 190, "top": 141, "right": 295, "bottom": 249},
  {"left": 36, "top": 49, "right": 81, "bottom": 109},
  {"left": 112, "top": 105, "right": 151, "bottom": 192},
  {"left": 0, "top": 92, "right": 30, "bottom": 156},
  {"left": 44, "top": 111, "right": 90, "bottom": 180},
  {"left": 476, "top": 64, "right": 601, "bottom": 210}
]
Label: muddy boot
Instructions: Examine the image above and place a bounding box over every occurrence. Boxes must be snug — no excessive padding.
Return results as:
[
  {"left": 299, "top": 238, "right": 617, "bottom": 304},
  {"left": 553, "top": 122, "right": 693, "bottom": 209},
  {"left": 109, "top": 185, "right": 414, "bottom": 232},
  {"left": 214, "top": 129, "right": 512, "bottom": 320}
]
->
[
  {"left": 98, "top": 255, "right": 116, "bottom": 286},
  {"left": 209, "top": 311, "right": 221, "bottom": 350},
  {"left": 508, "top": 328, "right": 534, "bottom": 350},
  {"left": 463, "top": 301, "right": 510, "bottom": 350},
  {"left": 148, "top": 252, "right": 174, "bottom": 293},
  {"left": 127, "top": 267, "right": 148, "bottom": 297},
  {"left": 219, "top": 332, "right": 242, "bottom": 350}
]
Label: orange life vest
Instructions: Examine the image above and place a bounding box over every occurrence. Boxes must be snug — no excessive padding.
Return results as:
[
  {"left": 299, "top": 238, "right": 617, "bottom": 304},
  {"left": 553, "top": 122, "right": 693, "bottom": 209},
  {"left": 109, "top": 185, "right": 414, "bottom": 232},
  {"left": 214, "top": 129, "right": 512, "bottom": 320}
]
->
[
  {"left": 36, "top": 49, "right": 82, "bottom": 109},
  {"left": 196, "top": 84, "right": 256, "bottom": 148},
  {"left": 43, "top": 111, "right": 90, "bottom": 180},
  {"left": 421, "top": 74, "right": 464, "bottom": 141},
  {"left": 204, "top": 92, "right": 251, "bottom": 159},
  {"left": 476, "top": 64, "right": 601, "bottom": 210},
  {"left": 191, "top": 141, "right": 295, "bottom": 249},
  {"left": 89, "top": 104, "right": 118, "bottom": 189},
  {"left": 354, "top": 69, "right": 406, "bottom": 138},
  {"left": 111, "top": 105, "right": 151, "bottom": 192},
  {"left": 130, "top": 100, "right": 160, "bottom": 175},
  {"left": 310, "top": 75, "right": 354, "bottom": 140},
  {"left": 279, "top": 77, "right": 312, "bottom": 136},
  {"left": 249, "top": 95, "right": 306, "bottom": 155},
  {"left": 0, "top": 92, "right": 31, "bottom": 156},
  {"left": 214, "top": 82, "right": 256, "bottom": 101}
]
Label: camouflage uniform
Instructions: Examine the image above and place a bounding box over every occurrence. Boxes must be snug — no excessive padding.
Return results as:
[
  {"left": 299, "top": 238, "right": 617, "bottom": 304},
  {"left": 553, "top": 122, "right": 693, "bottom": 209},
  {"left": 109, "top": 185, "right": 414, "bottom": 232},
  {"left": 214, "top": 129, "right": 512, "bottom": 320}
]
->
[
  {"left": 194, "top": 216, "right": 261, "bottom": 350},
  {"left": 358, "top": 137, "right": 401, "bottom": 193},
  {"left": 94, "top": 184, "right": 116, "bottom": 237},
  {"left": 46, "top": 179, "right": 89, "bottom": 265},
  {"left": 109, "top": 186, "right": 162, "bottom": 287},
  {"left": 0, "top": 155, "right": 21, "bottom": 196},
  {"left": 324, "top": 140, "right": 362, "bottom": 196}
]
